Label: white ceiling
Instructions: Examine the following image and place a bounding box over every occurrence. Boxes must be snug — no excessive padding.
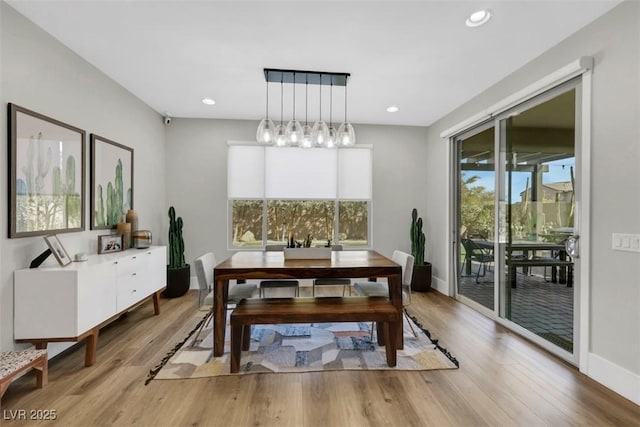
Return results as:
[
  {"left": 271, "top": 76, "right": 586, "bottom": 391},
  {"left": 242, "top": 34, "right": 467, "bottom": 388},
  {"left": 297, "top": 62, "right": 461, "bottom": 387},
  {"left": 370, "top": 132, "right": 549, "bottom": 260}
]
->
[{"left": 7, "top": 0, "right": 620, "bottom": 127}]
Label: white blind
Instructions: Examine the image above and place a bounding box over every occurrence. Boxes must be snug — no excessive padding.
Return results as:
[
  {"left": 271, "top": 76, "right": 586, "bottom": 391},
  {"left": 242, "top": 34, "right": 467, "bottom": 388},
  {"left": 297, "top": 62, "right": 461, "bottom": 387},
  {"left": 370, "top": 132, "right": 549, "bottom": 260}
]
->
[
  {"left": 227, "top": 145, "right": 264, "bottom": 198},
  {"left": 265, "top": 147, "right": 338, "bottom": 199},
  {"left": 338, "top": 147, "right": 372, "bottom": 199},
  {"left": 227, "top": 142, "right": 372, "bottom": 200}
]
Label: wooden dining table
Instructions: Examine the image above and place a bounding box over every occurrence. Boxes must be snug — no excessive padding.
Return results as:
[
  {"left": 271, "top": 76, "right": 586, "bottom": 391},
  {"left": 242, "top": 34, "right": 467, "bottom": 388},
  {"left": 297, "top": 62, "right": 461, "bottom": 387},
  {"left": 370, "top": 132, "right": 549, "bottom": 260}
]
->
[{"left": 212, "top": 250, "right": 403, "bottom": 357}]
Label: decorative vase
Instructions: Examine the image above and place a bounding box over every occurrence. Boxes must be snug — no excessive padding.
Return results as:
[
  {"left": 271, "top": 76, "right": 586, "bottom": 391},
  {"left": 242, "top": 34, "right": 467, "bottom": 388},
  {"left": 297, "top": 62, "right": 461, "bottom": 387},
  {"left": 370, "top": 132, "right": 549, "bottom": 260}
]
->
[
  {"left": 116, "top": 222, "right": 131, "bottom": 249},
  {"left": 132, "top": 230, "right": 152, "bottom": 249},
  {"left": 126, "top": 209, "right": 138, "bottom": 235}
]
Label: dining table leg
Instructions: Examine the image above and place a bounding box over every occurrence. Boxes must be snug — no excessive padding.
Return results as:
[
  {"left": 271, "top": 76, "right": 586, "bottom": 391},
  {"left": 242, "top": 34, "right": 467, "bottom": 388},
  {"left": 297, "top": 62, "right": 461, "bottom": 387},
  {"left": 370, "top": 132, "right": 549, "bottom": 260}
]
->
[
  {"left": 213, "top": 278, "right": 229, "bottom": 357},
  {"left": 388, "top": 273, "right": 404, "bottom": 350}
]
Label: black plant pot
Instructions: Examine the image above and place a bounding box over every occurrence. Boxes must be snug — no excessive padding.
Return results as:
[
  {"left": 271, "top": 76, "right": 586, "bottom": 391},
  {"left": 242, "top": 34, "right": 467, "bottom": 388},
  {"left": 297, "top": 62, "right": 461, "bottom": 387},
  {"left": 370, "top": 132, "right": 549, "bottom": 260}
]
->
[
  {"left": 411, "top": 262, "right": 432, "bottom": 292},
  {"left": 164, "top": 264, "right": 190, "bottom": 298}
]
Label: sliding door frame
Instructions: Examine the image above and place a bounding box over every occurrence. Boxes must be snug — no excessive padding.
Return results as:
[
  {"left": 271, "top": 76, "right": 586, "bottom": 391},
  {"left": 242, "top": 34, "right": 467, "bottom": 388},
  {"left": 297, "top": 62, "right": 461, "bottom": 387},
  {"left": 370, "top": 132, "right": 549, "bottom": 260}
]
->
[{"left": 445, "top": 58, "right": 592, "bottom": 371}]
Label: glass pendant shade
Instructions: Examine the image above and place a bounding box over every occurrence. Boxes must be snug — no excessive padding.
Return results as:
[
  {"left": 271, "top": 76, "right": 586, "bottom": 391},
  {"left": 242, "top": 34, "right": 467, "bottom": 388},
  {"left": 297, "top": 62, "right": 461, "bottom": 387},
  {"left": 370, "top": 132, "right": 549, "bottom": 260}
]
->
[
  {"left": 326, "top": 126, "right": 337, "bottom": 148},
  {"left": 285, "top": 119, "right": 303, "bottom": 145},
  {"left": 311, "top": 120, "right": 329, "bottom": 147},
  {"left": 300, "top": 124, "right": 313, "bottom": 148},
  {"left": 337, "top": 122, "right": 356, "bottom": 146},
  {"left": 256, "top": 118, "right": 276, "bottom": 144},
  {"left": 274, "top": 123, "right": 287, "bottom": 147}
]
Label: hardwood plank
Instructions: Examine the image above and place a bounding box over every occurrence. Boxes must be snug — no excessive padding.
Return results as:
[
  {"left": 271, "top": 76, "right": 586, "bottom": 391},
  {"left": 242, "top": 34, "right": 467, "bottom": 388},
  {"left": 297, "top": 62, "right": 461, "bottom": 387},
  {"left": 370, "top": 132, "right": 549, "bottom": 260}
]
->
[{"left": 2, "top": 290, "right": 638, "bottom": 427}]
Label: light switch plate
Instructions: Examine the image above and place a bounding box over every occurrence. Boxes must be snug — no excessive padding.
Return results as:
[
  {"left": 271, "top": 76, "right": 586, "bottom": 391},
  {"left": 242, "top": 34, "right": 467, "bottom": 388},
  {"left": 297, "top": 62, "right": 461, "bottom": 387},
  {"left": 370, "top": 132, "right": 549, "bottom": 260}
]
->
[{"left": 612, "top": 233, "right": 640, "bottom": 252}]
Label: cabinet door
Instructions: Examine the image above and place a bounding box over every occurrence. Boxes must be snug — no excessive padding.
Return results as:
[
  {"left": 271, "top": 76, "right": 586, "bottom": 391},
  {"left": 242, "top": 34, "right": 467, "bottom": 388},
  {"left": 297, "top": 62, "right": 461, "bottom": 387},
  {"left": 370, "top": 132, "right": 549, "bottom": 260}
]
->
[
  {"left": 144, "top": 247, "right": 167, "bottom": 295},
  {"left": 116, "top": 254, "right": 145, "bottom": 311},
  {"left": 78, "top": 262, "right": 117, "bottom": 332}
]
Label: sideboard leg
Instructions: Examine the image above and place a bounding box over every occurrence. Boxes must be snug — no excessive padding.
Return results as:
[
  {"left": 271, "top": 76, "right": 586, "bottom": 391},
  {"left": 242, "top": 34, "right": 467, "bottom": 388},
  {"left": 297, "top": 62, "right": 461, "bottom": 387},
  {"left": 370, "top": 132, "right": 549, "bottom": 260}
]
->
[
  {"left": 152, "top": 291, "right": 161, "bottom": 315},
  {"left": 84, "top": 328, "right": 99, "bottom": 367}
]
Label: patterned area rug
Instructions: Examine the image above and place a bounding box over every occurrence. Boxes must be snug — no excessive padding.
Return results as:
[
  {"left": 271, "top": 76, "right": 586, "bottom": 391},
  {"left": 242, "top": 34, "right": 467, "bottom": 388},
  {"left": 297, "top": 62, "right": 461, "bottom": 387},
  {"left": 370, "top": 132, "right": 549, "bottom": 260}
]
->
[{"left": 146, "top": 309, "right": 458, "bottom": 383}]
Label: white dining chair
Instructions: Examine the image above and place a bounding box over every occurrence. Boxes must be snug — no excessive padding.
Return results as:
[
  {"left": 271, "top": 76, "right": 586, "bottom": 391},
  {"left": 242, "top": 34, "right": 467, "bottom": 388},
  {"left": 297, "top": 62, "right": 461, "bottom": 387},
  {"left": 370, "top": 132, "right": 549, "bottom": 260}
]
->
[
  {"left": 353, "top": 250, "right": 417, "bottom": 337},
  {"left": 192, "top": 252, "right": 257, "bottom": 344}
]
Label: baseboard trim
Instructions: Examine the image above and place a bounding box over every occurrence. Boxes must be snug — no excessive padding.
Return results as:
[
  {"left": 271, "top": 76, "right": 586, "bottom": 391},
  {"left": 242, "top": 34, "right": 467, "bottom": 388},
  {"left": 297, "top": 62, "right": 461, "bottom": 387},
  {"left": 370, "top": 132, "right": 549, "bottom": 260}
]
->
[
  {"left": 587, "top": 352, "right": 640, "bottom": 405},
  {"left": 432, "top": 276, "right": 449, "bottom": 295}
]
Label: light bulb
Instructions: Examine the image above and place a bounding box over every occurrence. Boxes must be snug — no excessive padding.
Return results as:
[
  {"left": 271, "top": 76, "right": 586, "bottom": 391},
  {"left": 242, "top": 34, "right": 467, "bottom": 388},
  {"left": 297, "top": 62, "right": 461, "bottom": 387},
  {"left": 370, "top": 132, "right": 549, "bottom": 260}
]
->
[
  {"left": 311, "top": 121, "right": 329, "bottom": 147},
  {"left": 286, "top": 119, "right": 303, "bottom": 146},
  {"left": 300, "top": 124, "right": 313, "bottom": 148},
  {"left": 274, "top": 124, "right": 287, "bottom": 147}
]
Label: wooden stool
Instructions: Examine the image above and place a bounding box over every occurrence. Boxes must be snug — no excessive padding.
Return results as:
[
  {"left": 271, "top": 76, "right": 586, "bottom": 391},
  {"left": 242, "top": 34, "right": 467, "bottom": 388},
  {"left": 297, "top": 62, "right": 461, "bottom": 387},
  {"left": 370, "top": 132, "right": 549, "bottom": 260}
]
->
[{"left": 0, "top": 350, "right": 48, "bottom": 411}]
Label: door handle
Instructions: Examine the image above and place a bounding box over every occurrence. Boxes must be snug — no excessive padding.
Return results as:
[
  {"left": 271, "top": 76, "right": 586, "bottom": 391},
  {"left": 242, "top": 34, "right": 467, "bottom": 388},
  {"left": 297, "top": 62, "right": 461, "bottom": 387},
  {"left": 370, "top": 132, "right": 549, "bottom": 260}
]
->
[{"left": 565, "top": 235, "right": 579, "bottom": 258}]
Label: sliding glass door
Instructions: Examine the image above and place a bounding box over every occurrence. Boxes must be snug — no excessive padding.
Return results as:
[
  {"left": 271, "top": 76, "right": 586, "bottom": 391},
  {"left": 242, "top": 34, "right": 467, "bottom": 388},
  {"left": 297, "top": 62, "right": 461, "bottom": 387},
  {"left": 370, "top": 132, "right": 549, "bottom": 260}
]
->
[
  {"left": 456, "top": 124, "right": 496, "bottom": 311},
  {"left": 455, "top": 79, "right": 580, "bottom": 361}
]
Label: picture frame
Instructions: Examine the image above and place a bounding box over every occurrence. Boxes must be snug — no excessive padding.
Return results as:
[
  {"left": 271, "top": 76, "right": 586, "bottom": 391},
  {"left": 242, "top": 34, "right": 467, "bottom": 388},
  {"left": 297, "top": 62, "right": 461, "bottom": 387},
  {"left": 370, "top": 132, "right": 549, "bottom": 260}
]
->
[
  {"left": 44, "top": 234, "right": 72, "bottom": 267},
  {"left": 98, "top": 234, "right": 124, "bottom": 254},
  {"left": 90, "top": 134, "right": 134, "bottom": 230},
  {"left": 9, "top": 104, "right": 86, "bottom": 238}
]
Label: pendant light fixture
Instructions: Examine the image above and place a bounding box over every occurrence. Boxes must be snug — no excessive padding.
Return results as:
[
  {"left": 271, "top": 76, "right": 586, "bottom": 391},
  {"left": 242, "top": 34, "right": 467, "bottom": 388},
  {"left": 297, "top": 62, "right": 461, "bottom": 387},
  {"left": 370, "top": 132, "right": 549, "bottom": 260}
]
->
[
  {"left": 274, "top": 77, "right": 287, "bottom": 147},
  {"left": 300, "top": 75, "right": 313, "bottom": 148},
  {"left": 256, "top": 79, "right": 275, "bottom": 144},
  {"left": 337, "top": 82, "right": 356, "bottom": 146},
  {"left": 285, "top": 72, "right": 303, "bottom": 145},
  {"left": 259, "top": 69, "right": 352, "bottom": 148},
  {"left": 311, "top": 73, "right": 329, "bottom": 147}
]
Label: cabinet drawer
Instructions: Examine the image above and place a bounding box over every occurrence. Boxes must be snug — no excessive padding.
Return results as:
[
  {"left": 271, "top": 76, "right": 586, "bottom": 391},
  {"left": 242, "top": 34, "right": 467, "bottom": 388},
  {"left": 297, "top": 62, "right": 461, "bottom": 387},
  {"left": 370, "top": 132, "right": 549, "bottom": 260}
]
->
[
  {"left": 116, "top": 254, "right": 146, "bottom": 311},
  {"left": 116, "top": 254, "right": 144, "bottom": 278}
]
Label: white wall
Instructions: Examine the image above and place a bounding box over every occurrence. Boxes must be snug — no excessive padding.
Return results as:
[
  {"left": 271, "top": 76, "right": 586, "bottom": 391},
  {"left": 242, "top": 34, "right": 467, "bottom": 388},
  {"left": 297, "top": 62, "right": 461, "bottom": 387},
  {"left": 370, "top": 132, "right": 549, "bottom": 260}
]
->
[
  {"left": 0, "top": 3, "right": 167, "bottom": 352},
  {"left": 164, "top": 119, "right": 428, "bottom": 269},
  {"left": 424, "top": 1, "right": 639, "bottom": 402}
]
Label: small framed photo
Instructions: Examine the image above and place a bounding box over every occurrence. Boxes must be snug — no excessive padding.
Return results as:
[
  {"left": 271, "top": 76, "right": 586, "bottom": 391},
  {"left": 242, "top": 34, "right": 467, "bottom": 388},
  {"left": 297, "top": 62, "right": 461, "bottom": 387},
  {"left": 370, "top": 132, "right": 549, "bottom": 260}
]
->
[
  {"left": 44, "top": 235, "right": 72, "bottom": 267},
  {"left": 98, "top": 234, "right": 124, "bottom": 254}
]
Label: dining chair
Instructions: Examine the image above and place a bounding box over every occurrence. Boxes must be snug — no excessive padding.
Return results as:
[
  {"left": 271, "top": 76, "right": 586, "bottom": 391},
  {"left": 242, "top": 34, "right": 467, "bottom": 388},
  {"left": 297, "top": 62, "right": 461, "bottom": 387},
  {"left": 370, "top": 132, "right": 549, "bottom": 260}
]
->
[
  {"left": 259, "top": 244, "right": 300, "bottom": 297},
  {"left": 192, "top": 252, "right": 257, "bottom": 344},
  {"left": 353, "top": 250, "right": 417, "bottom": 337},
  {"left": 312, "top": 245, "right": 352, "bottom": 296}
]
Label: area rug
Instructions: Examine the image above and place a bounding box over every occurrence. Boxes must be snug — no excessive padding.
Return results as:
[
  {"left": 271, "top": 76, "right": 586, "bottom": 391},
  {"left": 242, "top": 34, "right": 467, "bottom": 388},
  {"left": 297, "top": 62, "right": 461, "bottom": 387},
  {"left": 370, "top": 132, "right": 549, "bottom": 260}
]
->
[{"left": 145, "top": 309, "right": 458, "bottom": 383}]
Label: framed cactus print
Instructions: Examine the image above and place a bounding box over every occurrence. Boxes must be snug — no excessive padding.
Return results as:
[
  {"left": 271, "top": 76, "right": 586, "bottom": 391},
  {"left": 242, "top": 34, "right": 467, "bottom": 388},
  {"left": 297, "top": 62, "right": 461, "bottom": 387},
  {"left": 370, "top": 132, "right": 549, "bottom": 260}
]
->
[
  {"left": 9, "top": 104, "right": 86, "bottom": 238},
  {"left": 90, "top": 134, "right": 134, "bottom": 230}
]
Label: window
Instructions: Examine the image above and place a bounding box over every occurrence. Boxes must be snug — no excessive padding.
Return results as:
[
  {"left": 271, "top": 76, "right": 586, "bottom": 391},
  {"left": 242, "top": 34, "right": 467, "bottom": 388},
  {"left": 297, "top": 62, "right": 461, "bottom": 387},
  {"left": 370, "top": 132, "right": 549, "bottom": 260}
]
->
[{"left": 227, "top": 143, "right": 372, "bottom": 248}]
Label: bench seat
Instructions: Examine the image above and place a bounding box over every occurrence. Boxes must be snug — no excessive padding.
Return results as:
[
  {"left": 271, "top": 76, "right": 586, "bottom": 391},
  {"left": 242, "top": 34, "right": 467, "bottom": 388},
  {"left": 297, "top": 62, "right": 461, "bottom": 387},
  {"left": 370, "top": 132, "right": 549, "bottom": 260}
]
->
[
  {"left": 0, "top": 350, "right": 48, "bottom": 411},
  {"left": 229, "top": 297, "right": 399, "bottom": 373},
  {"left": 508, "top": 258, "right": 573, "bottom": 287}
]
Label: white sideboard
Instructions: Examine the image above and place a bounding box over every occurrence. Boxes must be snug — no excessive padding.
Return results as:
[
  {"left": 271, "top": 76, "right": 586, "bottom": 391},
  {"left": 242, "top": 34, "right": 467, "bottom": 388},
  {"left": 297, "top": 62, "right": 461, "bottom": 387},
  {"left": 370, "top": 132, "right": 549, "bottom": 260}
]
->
[{"left": 14, "top": 246, "right": 166, "bottom": 366}]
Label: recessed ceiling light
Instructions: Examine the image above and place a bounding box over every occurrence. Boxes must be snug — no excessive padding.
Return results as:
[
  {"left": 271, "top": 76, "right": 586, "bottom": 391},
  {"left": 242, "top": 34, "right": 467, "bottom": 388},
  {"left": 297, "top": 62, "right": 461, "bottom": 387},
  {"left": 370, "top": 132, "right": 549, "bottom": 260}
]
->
[
  {"left": 386, "top": 106, "right": 399, "bottom": 113},
  {"left": 202, "top": 98, "right": 216, "bottom": 105},
  {"left": 465, "top": 9, "right": 492, "bottom": 27}
]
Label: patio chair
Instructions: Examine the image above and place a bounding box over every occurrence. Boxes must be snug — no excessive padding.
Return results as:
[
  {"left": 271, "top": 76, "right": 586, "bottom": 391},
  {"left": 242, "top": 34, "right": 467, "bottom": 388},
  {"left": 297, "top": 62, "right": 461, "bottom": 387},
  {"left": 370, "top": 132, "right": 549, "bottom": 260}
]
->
[{"left": 460, "top": 238, "right": 494, "bottom": 283}]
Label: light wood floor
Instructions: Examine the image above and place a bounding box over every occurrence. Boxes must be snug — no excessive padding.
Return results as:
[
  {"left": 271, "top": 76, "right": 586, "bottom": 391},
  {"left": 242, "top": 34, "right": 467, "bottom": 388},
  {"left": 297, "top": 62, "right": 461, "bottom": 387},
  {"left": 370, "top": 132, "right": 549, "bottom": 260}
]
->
[{"left": 3, "top": 288, "right": 638, "bottom": 426}]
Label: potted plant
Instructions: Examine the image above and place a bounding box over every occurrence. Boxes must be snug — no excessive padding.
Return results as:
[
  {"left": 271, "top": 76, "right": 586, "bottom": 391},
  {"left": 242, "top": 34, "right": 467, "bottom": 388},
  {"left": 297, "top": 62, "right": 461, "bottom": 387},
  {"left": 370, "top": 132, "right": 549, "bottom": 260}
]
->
[
  {"left": 410, "top": 208, "right": 432, "bottom": 292},
  {"left": 163, "top": 206, "right": 190, "bottom": 298}
]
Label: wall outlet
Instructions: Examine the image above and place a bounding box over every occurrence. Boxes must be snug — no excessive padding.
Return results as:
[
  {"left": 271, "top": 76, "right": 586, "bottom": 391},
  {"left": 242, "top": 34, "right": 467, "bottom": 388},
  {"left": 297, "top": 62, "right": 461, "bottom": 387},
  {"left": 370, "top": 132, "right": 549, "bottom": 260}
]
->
[{"left": 612, "top": 233, "right": 640, "bottom": 252}]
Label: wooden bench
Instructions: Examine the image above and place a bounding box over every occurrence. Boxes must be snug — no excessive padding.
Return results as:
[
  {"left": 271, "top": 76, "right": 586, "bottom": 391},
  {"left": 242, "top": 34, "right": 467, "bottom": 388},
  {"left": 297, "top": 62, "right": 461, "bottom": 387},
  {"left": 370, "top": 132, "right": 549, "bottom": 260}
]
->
[
  {"left": 230, "top": 297, "right": 399, "bottom": 373},
  {"left": 0, "top": 350, "right": 48, "bottom": 411},
  {"left": 508, "top": 259, "right": 573, "bottom": 288}
]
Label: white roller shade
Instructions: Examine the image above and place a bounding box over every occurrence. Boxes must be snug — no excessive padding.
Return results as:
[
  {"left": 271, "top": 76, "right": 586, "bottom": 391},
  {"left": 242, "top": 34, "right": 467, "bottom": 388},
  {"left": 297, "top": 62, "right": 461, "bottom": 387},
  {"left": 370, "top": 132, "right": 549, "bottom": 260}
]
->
[
  {"left": 338, "top": 147, "right": 372, "bottom": 199},
  {"left": 227, "top": 145, "right": 264, "bottom": 198},
  {"left": 265, "top": 147, "right": 338, "bottom": 199}
]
